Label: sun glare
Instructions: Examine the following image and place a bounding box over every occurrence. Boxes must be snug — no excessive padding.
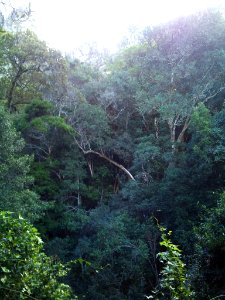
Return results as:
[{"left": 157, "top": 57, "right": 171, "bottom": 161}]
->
[{"left": 8, "top": 0, "right": 225, "bottom": 53}]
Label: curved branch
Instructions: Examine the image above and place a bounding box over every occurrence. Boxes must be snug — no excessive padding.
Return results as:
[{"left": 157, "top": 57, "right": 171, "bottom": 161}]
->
[{"left": 76, "top": 142, "right": 135, "bottom": 181}]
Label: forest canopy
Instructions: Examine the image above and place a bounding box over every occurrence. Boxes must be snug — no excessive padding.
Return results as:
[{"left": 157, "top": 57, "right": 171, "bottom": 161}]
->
[{"left": 0, "top": 6, "right": 225, "bottom": 300}]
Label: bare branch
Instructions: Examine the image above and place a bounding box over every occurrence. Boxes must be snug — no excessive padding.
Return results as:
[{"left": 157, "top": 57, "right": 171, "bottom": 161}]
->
[
  {"left": 75, "top": 140, "right": 135, "bottom": 181},
  {"left": 203, "top": 86, "right": 225, "bottom": 103}
]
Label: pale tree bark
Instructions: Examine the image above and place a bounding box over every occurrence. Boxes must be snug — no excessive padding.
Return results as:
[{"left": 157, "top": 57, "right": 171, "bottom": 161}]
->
[
  {"left": 75, "top": 140, "right": 135, "bottom": 181},
  {"left": 167, "top": 114, "right": 190, "bottom": 168},
  {"left": 168, "top": 115, "right": 191, "bottom": 151},
  {"left": 177, "top": 117, "right": 191, "bottom": 143},
  {"left": 168, "top": 114, "right": 180, "bottom": 154},
  {"left": 77, "top": 178, "right": 82, "bottom": 207},
  {"left": 87, "top": 160, "right": 94, "bottom": 177},
  {"left": 154, "top": 117, "right": 159, "bottom": 139}
]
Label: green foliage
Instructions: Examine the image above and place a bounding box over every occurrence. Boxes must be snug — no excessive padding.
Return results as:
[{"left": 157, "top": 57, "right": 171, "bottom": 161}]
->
[
  {"left": 24, "top": 99, "right": 53, "bottom": 121},
  {"left": 0, "top": 30, "right": 49, "bottom": 110},
  {"left": 152, "top": 226, "right": 193, "bottom": 300},
  {"left": 212, "top": 105, "right": 225, "bottom": 164},
  {"left": 191, "top": 103, "right": 213, "bottom": 155},
  {"left": 0, "top": 9, "right": 225, "bottom": 299},
  {"left": 70, "top": 207, "right": 158, "bottom": 299},
  {"left": 133, "top": 135, "right": 167, "bottom": 182},
  {"left": 0, "top": 211, "right": 76, "bottom": 299},
  {"left": 192, "top": 192, "right": 225, "bottom": 299},
  {"left": 18, "top": 99, "right": 74, "bottom": 136},
  {"left": 31, "top": 159, "right": 60, "bottom": 199},
  {"left": 0, "top": 106, "right": 45, "bottom": 221},
  {"left": 196, "top": 192, "right": 225, "bottom": 252},
  {"left": 74, "top": 101, "right": 110, "bottom": 148},
  {"left": 30, "top": 115, "right": 74, "bottom": 134}
]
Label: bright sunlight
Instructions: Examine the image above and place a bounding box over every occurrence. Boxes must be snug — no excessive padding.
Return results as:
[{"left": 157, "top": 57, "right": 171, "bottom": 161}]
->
[{"left": 8, "top": 0, "right": 225, "bottom": 53}]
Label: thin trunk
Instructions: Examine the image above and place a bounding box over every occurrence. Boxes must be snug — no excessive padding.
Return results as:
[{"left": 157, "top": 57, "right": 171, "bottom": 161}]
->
[
  {"left": 169, "top": 122, "right": 176, "bottom": 154},
  {"left": 125, "top": 112, "right": 129, "bottom": 131},
  {"left": 87, "top": 160, "right": 94, "bottom": 177},
  {"left": 168, "top": 115, "right": 180, "bottom": 153},
  {"left": 177, "top": 117, "right": 190, "bottom": 143},
  {"left": 168, "top": 117, "right": 178, "bottom": 168},
  {"left": 7, "top": 73, "right": 21, "bottom": 111},
  {"left": 77, "top": 178, "right": 82, "bottom": 207},
  {"left": 154, "top": 117, "right": 159, "bottom": 139},
  {"left": 100, "top": 188, "right": 104, "bottom": 203},
  {"left": 113, "top": 176, "right": 120, "bottom": 193},
  {"left": 7, "top": 67, "right": 28, "bottom": 112},
  {"left": 168, "top": 116, "right": 190, "bottom": 168}
]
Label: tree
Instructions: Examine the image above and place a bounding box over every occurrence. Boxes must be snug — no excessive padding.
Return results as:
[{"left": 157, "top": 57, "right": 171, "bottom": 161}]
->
[
  {"left": 53, "top": 55, "right": 137, "bottom": 181},
  {"left": 0, "top": 30, "right": 49, "bottom": 111},
  {"left": 18, "top": 99, "right": 74, "bottom": 160},
  {"left": 0, "top": 1, "right": 32, "bottom": 30},
  {"left": 135, "top": 11, "right": 225, "bottom": 155},
  {"left": 40, "top": 49, "right": 73, "bottom": 116},
  {"left": 0, "top": 211, "right": 76, "bottom": 299},
  {"left": 0, "top": 105, "right": 45, "bottom": 221},
  {"left": 71, "top": 101, "right": 135, "bottom": 180},
  {"left": 15, "top": 99, "right": 76, "bottom": 205}
]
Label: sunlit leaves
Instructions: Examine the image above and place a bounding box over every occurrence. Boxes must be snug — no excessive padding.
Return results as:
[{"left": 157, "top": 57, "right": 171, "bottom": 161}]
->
[{"left": 0, "top": 211, "right": 76, "bottom": 299}]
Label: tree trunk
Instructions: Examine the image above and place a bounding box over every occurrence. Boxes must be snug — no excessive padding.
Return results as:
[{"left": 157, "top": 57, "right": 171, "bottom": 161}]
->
[
  {"left": 7, "top": 73, "right": 21, "bottom": 112},
  {"left": 7, "top": 67, "right": 28, "bottom": 112},
  {"left": 154, "top": 117, "right": 159, "bottom": 139},
  {"left": 177, "top": 117, "right": 190, "bottom": 143},
  {"left": 77, "top": 178, "right": 82, "bottom": 207},
  {"left": 168, "top": 116, "right": 179, "bottom": 168}
]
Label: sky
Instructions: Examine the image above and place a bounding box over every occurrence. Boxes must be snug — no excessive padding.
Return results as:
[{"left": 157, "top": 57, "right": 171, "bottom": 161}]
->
[{"left": 4, "top": 0, "right": 225, "bottom": 54}]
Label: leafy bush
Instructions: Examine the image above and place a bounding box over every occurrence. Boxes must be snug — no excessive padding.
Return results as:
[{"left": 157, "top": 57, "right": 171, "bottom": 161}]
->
[
  {"left": 151, "top": 226, "right": 194, "bottom": 300},
  {"left": 0, "top": 211, "right": 76, "bottom": 299}
]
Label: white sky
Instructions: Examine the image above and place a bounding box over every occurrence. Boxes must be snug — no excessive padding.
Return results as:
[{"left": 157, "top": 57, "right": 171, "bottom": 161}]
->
[{"left": 5, "top": 0, "right": 225, "bottom": 54}]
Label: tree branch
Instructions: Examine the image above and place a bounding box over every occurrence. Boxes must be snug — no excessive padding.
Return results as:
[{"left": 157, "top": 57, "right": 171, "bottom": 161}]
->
[
  {"left": 76, "top": 141, "right": 135, "bottom": 181},
  {"left": 203, "top": 86, "right": 225, "bottom": 103}
]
